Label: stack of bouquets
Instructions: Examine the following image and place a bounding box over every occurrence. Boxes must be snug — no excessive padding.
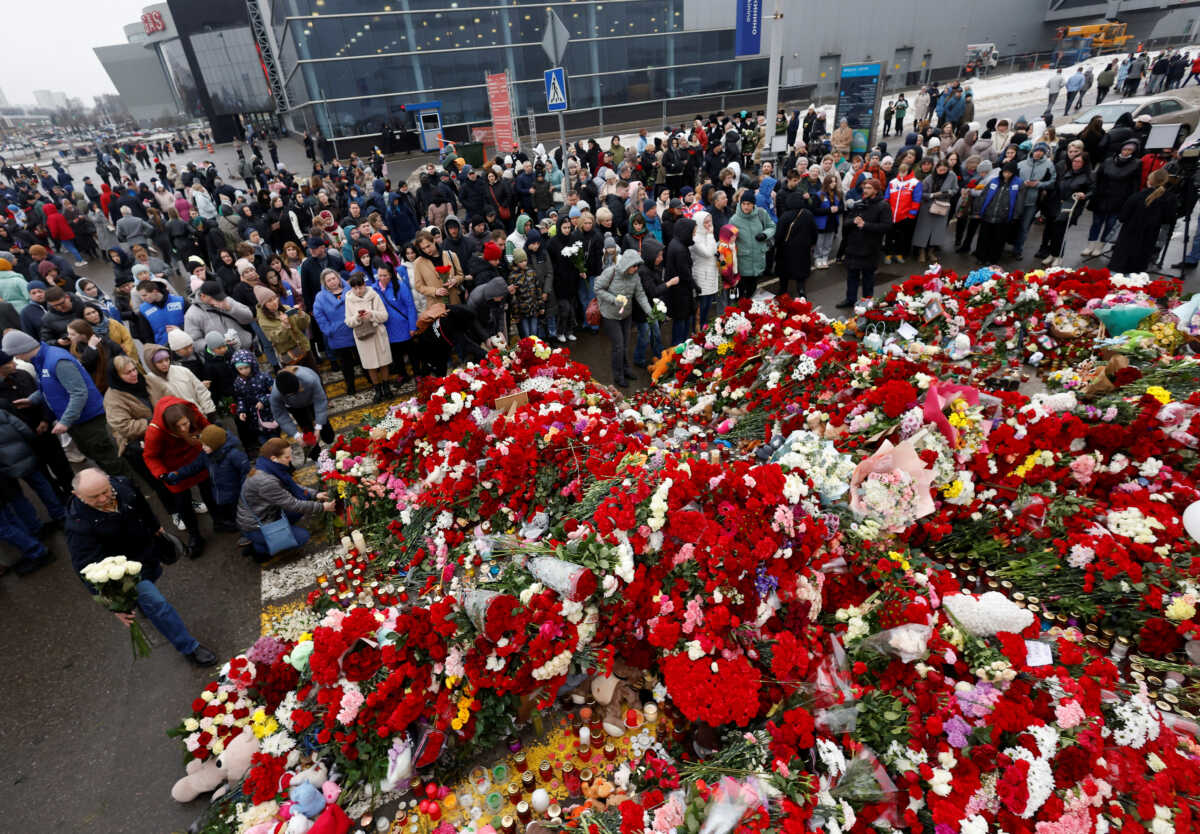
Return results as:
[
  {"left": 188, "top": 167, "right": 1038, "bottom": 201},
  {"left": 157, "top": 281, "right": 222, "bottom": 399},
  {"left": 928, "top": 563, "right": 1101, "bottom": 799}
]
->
[{"left": 170, "top": 272, "right": 1200, "bottom": 834}]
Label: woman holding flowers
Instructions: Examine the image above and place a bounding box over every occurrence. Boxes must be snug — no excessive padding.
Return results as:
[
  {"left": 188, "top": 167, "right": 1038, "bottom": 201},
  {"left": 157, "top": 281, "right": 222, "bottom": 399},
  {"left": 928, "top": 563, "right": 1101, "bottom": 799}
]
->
[{"left": 594, "top": 248, "right": 652, "bottom": 388}]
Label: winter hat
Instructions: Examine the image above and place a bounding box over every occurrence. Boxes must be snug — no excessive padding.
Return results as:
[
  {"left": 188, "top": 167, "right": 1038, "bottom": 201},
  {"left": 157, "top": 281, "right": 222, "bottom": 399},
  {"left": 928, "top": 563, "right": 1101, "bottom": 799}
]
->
[
  {"left": 232, "top": 350, "right": 256, "bottom": 367},
  {"left": 526, "top": 228, "right": 543, "bottom": 245},
  {"left": 37, "top": 260, "right": 58, "bottom": 278},
  {"left": 187, "top": 255, "right": 207, "bottom": 272},
  {"left": 205, "top": 332, "right": 226, "bottom": 352},
  {"left": 568, "top": 205, "right": 583, "bottom": 218},
  {"left": 275, "top": 369, "right": 300, "bottom": 394},
  {"left": 132, "top": 263, "right": 152, "bottom": 280},
  {"left": 603, "top": 232, "right": 617, "bottom": 250},
  {"left": 740, "top": 191, "right": 756, "bottom": 204},
  {"left": 668, "top": 198, "right": 684, "bottom": 209},
  {"left": 253, "top": 285, "right": 277, "bottom": 305},
  {"left": 642, "top": 199, "right": 657, "bottom": 213},
  {"left": 680, "top": 186, "right": 693, "bottom": 196},
  {"left": 928, "top": 137, "right": 941, "bottom": 149},
  {"left": 27, "top": 280, "right": 47, "bottom": 292},
  {"left": 1, "top": 330, "right": 38, "bottom": 356},
  {"left": 28, "top": 245, "right": 47, "bottom": 258},
  {"left": 977, "top": 160, "right": 994, "bottom": 177},
  {"left": 483, "top": 241, "right": 503, "bottom": 261},
  {"left": 167, "top": 329, "right": 194, "bottom": 352},
  {"left": 1033, "top": 142, "right": 1050, "bottom": 154},
  {"left": 511, "top": 248, "right": 528, "bottom": 264},
  {"left": 199, "top": 424, "right": 227, "bottom": 449},
  {"left": 370, "top": 232, "right": 387, "bottom": 247},
  {"left": 306, "top": 235, "right": 326, "bottom": 249}
]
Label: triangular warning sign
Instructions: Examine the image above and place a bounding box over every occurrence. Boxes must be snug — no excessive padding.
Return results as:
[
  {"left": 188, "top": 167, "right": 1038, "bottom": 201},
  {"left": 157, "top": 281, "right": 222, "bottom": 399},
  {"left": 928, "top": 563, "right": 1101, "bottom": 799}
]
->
[{"left": 548, "top": 74, "right": 566, "bottom": 106}]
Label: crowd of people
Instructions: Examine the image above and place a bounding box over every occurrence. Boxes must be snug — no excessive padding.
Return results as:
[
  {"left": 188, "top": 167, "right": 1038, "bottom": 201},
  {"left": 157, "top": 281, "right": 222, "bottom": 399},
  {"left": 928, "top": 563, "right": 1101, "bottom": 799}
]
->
[{"left": 2, "top": 49, "right": 1200, "bottom": 662}]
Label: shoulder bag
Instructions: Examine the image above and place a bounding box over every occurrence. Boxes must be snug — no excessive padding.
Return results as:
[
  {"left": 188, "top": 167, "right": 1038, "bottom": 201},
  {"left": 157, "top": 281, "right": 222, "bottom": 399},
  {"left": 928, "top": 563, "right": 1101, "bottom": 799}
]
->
[{"left": 239, "top": 494, "right": 299, "bottom": 555}]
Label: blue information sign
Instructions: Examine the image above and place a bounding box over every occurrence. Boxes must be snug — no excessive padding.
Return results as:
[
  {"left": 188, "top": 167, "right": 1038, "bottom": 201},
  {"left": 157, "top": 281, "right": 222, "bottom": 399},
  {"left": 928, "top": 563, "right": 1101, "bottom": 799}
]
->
[
  {"left": 735, "top": 0, "right": 762, "bottom": 57},
  {"left": 835, "top": 62, "right": 884, "bottom": 152},
  {"left": 544, "top": 67, "right": 568, "bottom": 112}
]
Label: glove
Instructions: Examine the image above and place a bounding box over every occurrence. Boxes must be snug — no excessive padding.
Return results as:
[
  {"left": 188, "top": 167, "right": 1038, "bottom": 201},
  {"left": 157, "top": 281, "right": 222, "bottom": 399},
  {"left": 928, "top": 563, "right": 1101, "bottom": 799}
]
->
[
  {"left": 754, "top": 232, "right": 767, "bottom": 242},
  {"left": 163, "top": 471, "right": 180, "bottom": 485}
]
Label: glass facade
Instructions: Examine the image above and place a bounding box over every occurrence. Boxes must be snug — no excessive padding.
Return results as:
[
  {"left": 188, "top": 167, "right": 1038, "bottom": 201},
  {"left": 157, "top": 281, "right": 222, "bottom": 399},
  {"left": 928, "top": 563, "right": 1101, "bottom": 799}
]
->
[
  {"left": 189, "top": 26, "right": 275, "bottom": 116},
  {"left": 158, "top": 37, "right": 205, "bottom": 118},
  {"left": 276, "top": 0, "right": 767, "bottom": 139}
]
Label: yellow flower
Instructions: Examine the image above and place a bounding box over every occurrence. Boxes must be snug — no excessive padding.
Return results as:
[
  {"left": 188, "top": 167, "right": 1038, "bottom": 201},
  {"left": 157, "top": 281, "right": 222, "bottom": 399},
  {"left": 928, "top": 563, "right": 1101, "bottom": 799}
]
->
[
  {"left": 251, "top": 707, "right": 279, "bottom": 739},
  {"left": 1166, "top": 596, "right": 1196, "bottom": 622},
  {"left": 716, "top": 342, "right": 731, "bottom": 355},
  {"left": 1145, "top": 386, "right": 1171, "bottom": 405},
  {"left": 942, "top": 480, "right": 964, "bottom": 499},
  {"left": 451, "top": 718, "right": 463, "bottom": 731}
]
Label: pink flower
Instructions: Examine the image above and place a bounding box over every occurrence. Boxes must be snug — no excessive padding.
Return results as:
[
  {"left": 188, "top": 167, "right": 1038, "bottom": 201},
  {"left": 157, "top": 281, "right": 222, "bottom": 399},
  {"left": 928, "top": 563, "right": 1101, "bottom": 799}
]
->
[
  {"left": 1055, "top": 699, "right": 1086, "bottom": 729},
  {"left": 1070, "top": 456, "right": 1096, "bottom": 485}
]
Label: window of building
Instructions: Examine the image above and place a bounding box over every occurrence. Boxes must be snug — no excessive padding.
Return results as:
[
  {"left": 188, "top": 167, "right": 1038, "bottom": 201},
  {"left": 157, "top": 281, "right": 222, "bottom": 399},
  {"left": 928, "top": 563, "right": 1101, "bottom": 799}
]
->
[{"left": 188, "top": 26, "right": 275, "bottom": 115}]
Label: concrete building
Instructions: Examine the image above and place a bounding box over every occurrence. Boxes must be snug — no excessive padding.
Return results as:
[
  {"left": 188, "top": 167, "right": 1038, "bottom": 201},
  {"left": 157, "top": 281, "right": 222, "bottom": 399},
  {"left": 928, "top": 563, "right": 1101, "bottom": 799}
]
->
[
  {"left": 32, "top": 90, "right": 69, "bottom": 110},
  {"left": 0, "top": 87, "right": 9, "bottom": 108}
]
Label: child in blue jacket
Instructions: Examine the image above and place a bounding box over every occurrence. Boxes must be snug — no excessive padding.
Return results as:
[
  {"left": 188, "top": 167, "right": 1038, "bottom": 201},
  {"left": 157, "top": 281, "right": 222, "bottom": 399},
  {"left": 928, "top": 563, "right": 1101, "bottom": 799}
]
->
[{"left": 171, "top": 424, "right": 251, "bottom": 533}]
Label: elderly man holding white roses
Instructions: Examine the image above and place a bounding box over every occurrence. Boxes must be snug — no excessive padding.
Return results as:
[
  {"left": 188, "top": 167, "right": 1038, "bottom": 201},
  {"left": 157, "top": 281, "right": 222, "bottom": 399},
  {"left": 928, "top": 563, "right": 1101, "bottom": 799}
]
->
[{"left": 65, "top": 468, "right": 217, "bottom": 666}]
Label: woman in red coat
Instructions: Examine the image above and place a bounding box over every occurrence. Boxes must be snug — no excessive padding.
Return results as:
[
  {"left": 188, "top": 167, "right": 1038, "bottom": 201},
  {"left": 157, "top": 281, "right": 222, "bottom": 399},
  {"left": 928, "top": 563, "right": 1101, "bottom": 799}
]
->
[
  {"left": 43, "top": 202, "right": 88, "bottom": 266},
  {"left": 142, "top": 396, "right": 215, "bottom": 557}
]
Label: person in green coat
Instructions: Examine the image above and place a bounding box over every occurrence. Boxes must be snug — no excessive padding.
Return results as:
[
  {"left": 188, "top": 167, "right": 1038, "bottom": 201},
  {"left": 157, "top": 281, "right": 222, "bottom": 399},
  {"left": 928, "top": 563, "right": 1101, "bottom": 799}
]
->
[{"left": 730, "top": 192, "right": 776, "bottom": 300}]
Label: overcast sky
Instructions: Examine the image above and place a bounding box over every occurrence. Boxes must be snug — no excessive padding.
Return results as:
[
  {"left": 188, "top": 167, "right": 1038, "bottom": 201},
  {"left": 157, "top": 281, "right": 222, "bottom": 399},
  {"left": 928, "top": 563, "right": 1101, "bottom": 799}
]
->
[{"left": 1, "top": 0, "right": 150, "bottom": 105}]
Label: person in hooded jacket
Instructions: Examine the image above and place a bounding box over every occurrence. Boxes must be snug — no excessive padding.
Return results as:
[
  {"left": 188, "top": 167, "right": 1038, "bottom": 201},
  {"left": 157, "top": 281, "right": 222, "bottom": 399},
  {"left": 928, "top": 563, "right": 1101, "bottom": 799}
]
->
[
  {"left": 664, "top": 216, "right": 697, "bottom": 345},
  {"left": 441, "top": 216, "right": 473, "bottom": 270},
  {"left": 1035, "top": 153, "right": 1093, "bottom": 266},
  {"left": 524, "top": 229, "right": 555, "bottom": 338},
  {"left": 975, "top": 162, "right": 1023, "bottom": 263},
  {"left": 1084, "top": 141, "right": 1142, "bottom": 257},
  {"left": 1098, "top": 112, "right": 1138, "bottom": 160},
  {"left": 312, "top": 268, "right": 361, "bottom": 395},
  {"left": 230, "top": 350, "right": 276, "bottom": 450},
  {"left": 369, "top": 262, "right": 419, "bottom": 382},
  {"left": 632, "top": 237, "right": 674, "bottom": 367},
  {"left": 1109, "top": 167, "right": 1177, "bottom": 273},
  {"left": 1013, "top": 142, "right": 1057, "bottom": 259},
  {"left": 141, "top": 396, "right": 214, "bottom": 558},
  {"left": 594, "top": 248, "right": 652, "bottom": 387},
  {"left": 386, "top": 188, "right": 421, "bottom": 246},
  {"left": 548, "top": 216, "right": 580, "bottom": 341}
]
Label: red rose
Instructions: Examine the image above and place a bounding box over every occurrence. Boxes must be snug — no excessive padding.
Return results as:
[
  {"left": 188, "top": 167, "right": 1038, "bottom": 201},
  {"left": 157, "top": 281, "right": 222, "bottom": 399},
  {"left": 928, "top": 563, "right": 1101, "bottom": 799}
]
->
[{"left": 1138, "top": 617, "right": 1184, "bottom": 657}]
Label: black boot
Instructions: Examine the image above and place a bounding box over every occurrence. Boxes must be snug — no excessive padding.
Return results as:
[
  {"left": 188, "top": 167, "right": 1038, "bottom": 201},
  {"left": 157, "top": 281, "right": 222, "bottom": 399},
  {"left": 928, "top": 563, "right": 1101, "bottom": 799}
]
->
[
  {"left": 372, "top": 384, "right": 384, "bottom": 403},
  {"left": 382, "top": 380, "right": 394, "bottom": 398}
]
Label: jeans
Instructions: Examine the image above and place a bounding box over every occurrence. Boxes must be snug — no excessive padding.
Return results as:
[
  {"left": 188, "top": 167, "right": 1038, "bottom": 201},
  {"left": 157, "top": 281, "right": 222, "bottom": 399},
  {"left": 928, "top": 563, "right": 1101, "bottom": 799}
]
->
[
  {"left": 815, "top": 231, "right": 836, "bottom": 262},
  {"left": 845, "top": 267, "right": 876, "bottom": 301},
  {"left": 578, "top": 276, "right": 598, "bottom": 331},
  {"left": 671, "top": 316, "right": 691, "bottom": 346},
  {"left": 1047, "top": 91, "right": 1059, "bottom": 110},
  {"left": 24, "top": 469, "right": 66, "bottom": 521},
  {"left": 600, "top": 316, "right": 633, "bottom": 384},
  {"left": 1096, "top": 86, "right": 1110, "bottom": 103},
  {"left": 1088, "top": 212, "right": 1118, "bottom": 243},
  {"left": 135, "top": 579, "right": 199, "bottom": 654},
  {"left": 517, "top": 316, "right": 540, "bottom": 339},
  {"left": 1184, "top": 225, "right": 1200, "bottom": 264},
  {"left": 245, "top": 511, "right": 311, "bottom": 556},
  {"left": 545, "top": 313, "right": 558, "bottom": 338},
  {"left": 0, "top": 497, "right": 47, "bottom": 563},
  {"left": 1013, "top": 203, "right": 1039, "bottom": 256},
  {"left": 1063, "top": 90, "right": 1077, "bottom": 114},
  {"left": 634, "top": 320, "right": 663, "bottom": 365},
  {"left": 59, "top": 240, "right": 84, "bottom": 262},
  {"left": 697, "top": 293, "right": 717, "bottom": 327}
]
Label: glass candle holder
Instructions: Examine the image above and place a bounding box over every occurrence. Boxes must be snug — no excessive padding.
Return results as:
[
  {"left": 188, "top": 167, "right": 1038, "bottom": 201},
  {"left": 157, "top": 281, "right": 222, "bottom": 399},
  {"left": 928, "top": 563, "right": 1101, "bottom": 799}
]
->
[
  {"left": 492, "top": 764, "right": 509, "bottom": 786},
  {"left": 513, "top": 751, "right": 528, "bottom": 773},
  {"left": 485, "top": 792, "right": 504, "bottom": 813}
]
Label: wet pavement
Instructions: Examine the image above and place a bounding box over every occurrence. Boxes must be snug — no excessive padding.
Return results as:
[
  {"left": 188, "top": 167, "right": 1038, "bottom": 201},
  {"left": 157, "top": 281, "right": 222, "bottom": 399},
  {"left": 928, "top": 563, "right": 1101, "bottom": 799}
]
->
[{"left": 4, "top": 136, "right": 1200, "bottom": 834}]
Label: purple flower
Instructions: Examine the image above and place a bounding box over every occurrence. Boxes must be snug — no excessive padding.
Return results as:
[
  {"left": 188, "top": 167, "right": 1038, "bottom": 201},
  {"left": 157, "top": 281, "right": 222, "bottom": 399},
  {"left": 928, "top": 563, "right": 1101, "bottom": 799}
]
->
[{"left": 944, "top": 715, "right": 972, "bottom": 749}]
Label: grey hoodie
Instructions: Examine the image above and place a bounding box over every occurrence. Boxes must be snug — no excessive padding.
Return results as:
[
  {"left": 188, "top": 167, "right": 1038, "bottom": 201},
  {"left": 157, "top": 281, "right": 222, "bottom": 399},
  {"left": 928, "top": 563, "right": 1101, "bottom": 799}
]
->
[
  {"left": 1017, "top": 150, "right": 1056, "bottom": 208},
  {"left": 594, "top": 249, "right": 651, "bottom": 321}
]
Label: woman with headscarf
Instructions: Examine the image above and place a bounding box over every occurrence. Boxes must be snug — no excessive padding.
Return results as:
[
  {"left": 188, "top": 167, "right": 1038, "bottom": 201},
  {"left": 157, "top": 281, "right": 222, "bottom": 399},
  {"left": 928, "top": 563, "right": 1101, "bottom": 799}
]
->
[
  {"left": 1084, "top": 140, "right": 1142, "bottom": 257},
  {"left": 75, "top": 276, "right": 121, "bottom": 320},
  {"left": 410, "top": 228, "right": 465, "bottom": 309},
  {"left": 103, "top": 354, "right": 177, "bottom": 511},
  {"left": 81, "top": 301, "right": 136, "bottom": 363},
  {"left": 911, "top": 156, "right": 960, "bottom": 263},
  {"left": 774, "top": 190, "right": 817, "bottom": 298},
  {"left": 548, "top": 216, "right": 580, "bottom": 341}
]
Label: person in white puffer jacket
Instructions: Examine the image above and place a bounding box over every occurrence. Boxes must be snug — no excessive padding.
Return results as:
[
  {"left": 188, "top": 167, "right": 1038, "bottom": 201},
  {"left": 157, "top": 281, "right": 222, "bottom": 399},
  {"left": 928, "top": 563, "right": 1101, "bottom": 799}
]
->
[{"left": 689, "top": 210, "right": 720, "bottom": 326}]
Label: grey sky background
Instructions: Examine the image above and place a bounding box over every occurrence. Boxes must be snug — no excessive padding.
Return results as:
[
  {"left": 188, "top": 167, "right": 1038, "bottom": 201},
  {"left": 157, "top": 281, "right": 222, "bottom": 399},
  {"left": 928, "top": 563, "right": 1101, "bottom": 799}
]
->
[{"left": 2, "top": 0, "right": 150, "bottom": 105}]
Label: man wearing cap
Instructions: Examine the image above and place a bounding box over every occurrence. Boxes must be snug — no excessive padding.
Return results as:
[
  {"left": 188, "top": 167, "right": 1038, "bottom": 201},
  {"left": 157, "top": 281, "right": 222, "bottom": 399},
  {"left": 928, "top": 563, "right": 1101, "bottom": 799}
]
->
[
  {"left": 137, "top": 279, "right": 187, "bottom": 346},
  {"left": 269, "top": 366, "right": 331, "bottom": 461},
  {"left": 300, "top": 235, "right": 344, "bottom": 316},
  {"left": 640, "top": 200, "right": 663, "bottom": 242},
  {"left": 66, "top": 467, "right": 217, "bottom": 666},
  {"left": 460, "top": 165, "right": 488, "bottom": 220},
  {"left": 184, "top": 279, "right": 255, "bottom": 349},
  {"left": 0, "top": 330, "right": 135, "bottom": 480},
  {"left": 1014, "top": 142, "right": 1056, "bottom": 260},
  {"left": 19, "top": 280, "right": 49, "bottom": 338},
  {"left": 38, "top": 286, "right": 89, "bottom": 346},
  {"left": 730, "top": 191, "right": 776, "bottom": 301}
]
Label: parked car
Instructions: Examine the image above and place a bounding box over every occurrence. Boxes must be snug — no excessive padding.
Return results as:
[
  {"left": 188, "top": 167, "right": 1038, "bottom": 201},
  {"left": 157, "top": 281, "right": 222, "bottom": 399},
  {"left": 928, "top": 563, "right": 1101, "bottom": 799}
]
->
[{"left": 1057, "top": 94, "right": 1200, "bottom": 148}]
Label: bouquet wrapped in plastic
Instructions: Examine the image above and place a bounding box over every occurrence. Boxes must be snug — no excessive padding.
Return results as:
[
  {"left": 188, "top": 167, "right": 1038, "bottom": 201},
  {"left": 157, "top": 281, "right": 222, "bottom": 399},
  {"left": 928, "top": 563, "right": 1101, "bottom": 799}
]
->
[{"left": 80, "top": 556, "right": 151, "bottom": 658}]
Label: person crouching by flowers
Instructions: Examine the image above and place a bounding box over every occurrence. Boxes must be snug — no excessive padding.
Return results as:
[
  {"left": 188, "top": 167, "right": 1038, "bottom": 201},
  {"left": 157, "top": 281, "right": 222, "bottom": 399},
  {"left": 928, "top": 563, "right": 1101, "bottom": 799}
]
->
[
  {"left": 594, "top": 249, "right": 652, "bottom": 388},
  {"left": 236, "top": 437, "right": 335, "bottom": 563},
  {"left": 142, "top": 397, "right": 217, "bottom": 559},
  {"left": 65, "top": 467, "right": 217, "bottom": 666},
  {"left": 231, "top": 351, "right": 276, "bottom": 453}
]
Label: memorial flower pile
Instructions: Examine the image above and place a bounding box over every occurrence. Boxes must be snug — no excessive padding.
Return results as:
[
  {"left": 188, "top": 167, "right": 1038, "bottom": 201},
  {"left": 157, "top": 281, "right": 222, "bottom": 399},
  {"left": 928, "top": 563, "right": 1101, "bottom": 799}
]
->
[{"left": 173, "top": 265, "right": 1200, "bottom": 834}]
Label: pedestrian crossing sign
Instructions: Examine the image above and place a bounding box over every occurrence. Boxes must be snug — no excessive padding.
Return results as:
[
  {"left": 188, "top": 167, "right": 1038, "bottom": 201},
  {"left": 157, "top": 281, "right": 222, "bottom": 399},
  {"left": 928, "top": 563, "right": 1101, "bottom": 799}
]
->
[{"left": 545, "top": 67, "right": 568, "bottom": 112}]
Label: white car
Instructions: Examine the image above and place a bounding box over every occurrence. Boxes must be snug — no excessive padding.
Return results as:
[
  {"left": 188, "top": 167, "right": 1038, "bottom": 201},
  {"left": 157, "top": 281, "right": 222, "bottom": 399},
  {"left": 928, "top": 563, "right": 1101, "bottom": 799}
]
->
[{"left": 1057, "top": 95, "right": 1200, "bottom": 147}]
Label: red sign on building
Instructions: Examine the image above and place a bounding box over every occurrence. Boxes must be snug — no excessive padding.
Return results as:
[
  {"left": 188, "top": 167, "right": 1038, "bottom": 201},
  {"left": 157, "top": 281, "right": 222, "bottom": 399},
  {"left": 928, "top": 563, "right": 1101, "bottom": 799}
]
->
[
  {"left": 142, "top": 11, "right": 166, "bottom": 35},
  {"left": 486, "top": 72, "right": 517, "bottom": 155}
]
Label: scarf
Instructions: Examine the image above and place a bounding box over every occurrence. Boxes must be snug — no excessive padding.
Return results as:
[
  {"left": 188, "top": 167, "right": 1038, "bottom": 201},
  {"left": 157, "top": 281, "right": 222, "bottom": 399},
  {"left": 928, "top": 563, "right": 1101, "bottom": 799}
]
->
[
  {"left": 85, "top": 304, "right": 111, "bottom": 337},
  {"left": 255, "top": 455, "right": 309, "bottom": 501},
  {"left": 107, "top": 357, "right": 151, "bottom": 408}
]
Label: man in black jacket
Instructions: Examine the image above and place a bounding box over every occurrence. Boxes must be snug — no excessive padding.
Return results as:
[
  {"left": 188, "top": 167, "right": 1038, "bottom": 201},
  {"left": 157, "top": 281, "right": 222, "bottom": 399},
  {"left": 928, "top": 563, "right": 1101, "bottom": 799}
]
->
[
  {"left": 836, "top": 178, "right": 892, "bottom": 308},
  {"left": 39, "top": 286, "right": 89, "bottom": 346},
  {"left": 664, "top": 217, "right": 696, "bottom": 346},
  {"left": 459, "top": 167, "right": 488, "bottom": 219},
  {"left": 66, "top": 468, "right": 216, "bottom": 665}
]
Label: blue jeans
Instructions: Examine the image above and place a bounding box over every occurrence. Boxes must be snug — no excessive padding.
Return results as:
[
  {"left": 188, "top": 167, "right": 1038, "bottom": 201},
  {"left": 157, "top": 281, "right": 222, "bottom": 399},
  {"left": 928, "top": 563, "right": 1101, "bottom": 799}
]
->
[
  {"left": 246, "top": 511, "right": 311, "bottom": 556},
  {"left": 59, "top": 240, "right": 83, "bottom": 261},
  {"left": 1186, "top": 223, "right": 1200, "bottom": 264},
  {"left": 545, "top": 313, "right": 558, "bottom": 338},
  {"left": 24, "top": 469, "right": 66, "bottom": 521},
  {"left": 697, "top": 293, "right": 717, "bottom": 327},
  {"left": 634, "top": 320, "right": 663, "bottom": 365},
  {"left": 671, "top": 317, "right": 691, "bottom": 346},
  {"left": 1013, "top": 203, "right": 1038, "bottom": 256},
  {"left": 1088, "top": 212, "right": 1118, "bottom": 243},
  {"left": 517, "top": 316, "right": 540, "bottom": 339},
  {"left": 578, "top": 276, "right": 598, "bottom": 331},
  {"left": 136, "top": 579, "right": 199, "bottom": 654},
  {"left": 0, "top": 497, "right": 47, "bottom": 562}
]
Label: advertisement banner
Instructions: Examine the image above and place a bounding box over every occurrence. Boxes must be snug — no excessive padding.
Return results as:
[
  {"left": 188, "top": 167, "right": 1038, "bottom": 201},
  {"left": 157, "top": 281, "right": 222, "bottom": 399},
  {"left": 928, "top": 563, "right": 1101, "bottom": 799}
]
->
[
  {"left": 735, "top": 0, "right": 762, "bottom": 57},
  {"left": 486, "top": 72, "right": 517, "bottom": 154}
]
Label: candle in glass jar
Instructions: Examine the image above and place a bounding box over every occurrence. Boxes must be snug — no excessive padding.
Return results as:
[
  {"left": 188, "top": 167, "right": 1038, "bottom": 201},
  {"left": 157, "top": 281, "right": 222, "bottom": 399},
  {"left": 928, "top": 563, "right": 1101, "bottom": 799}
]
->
[
  {"left": 643, "top": 703, "right": 659, "bottom": 723},
  {"left": 603, "top": 742, "right": 616, "bottom": 761},
  {"left": 340, "top": 535, "right": 353, "bottom": 554},
  {"left": 351, "top": 529, "right": 368, "bottom": 552},
  {"left": 579, "top": 726, "right": 591, "bottom": 747},
  {"left": 516, "top": 801, "right": 532, "bottom": 824},
  {"left": 521, "top": 771, "right": 535, "bottom": 794},
  {"left": 538, "top": 761, "right": 553, "bottom": 783},
  {"left": 562, "top": 763, "right": 579, "bottom": 794},
  {"left": 513, "top": 751, "right": 528, "bottom": 773}
]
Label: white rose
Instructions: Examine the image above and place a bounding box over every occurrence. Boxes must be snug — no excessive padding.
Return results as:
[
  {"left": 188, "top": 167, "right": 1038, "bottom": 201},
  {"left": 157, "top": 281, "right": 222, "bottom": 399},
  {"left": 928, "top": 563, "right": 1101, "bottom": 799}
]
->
[{"left": 107, "top": 564, "right": 127, "bottom": 582}]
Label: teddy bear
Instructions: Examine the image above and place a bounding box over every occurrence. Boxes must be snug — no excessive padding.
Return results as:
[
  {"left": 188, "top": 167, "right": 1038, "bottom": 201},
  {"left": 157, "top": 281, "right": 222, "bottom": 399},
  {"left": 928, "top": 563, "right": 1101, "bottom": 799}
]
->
[
  {"left": 590, "top": 659, "right": 644, "bottom": 737},
  {"left": 171, "top": 730, "right": 260, "bottom": 802}
]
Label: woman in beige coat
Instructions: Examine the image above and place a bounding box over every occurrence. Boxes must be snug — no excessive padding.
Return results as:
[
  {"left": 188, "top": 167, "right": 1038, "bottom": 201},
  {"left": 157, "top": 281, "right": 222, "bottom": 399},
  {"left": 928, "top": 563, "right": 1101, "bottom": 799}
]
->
[
  {"left": 103, "top": 354, "right": 178, "bottom": 513},
  {"left": 410, "top": 229, "right": 464, "bottom": 308},
  {"left": 344, "top": 274, "right": 393, "bottom": 402},
  {"left": 141, "top": 343, "right": 216, "bottom": 416}
]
